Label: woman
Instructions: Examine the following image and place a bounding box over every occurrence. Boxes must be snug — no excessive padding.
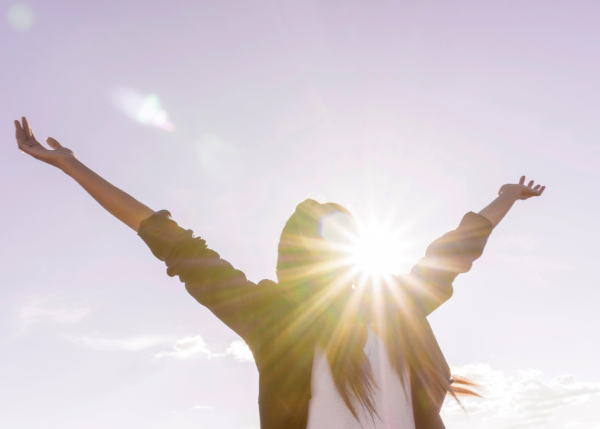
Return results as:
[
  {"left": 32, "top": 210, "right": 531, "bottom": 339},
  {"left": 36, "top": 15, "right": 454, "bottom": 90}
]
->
[{"left": 14, "top": 117, "right": 545, "bottom": 429}]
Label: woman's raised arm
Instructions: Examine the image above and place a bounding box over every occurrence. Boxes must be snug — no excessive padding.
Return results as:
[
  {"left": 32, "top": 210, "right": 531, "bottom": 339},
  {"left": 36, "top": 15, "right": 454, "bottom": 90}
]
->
[
  {"left": 478, "top": 176, "right": 545, "bottom": 228},
  {"left": 14, "top": 117, "right": 154, "bottom": 231},
  {"left": 403, "top": 176, "right": 546, "bottom": 315}
]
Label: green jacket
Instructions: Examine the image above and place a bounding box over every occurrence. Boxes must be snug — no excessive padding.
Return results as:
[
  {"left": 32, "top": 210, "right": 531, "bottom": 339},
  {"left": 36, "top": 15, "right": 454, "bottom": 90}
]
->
[{"left": 139, "top": 210, "right": 493, "bottom": 429}]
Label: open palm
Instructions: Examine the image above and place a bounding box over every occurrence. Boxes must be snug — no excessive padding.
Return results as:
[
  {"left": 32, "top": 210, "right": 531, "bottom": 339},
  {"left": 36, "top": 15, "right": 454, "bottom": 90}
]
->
[
  {"left": 499, "top": 176, "right": 545, "bottom": 200},
  {"left": 15, "top": 117, "right": 75, "bottom": 169}
]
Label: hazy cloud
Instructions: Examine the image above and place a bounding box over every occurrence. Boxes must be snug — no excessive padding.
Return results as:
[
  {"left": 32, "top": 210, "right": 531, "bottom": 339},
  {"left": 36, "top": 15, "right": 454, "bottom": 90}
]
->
[
  {"left": 492, "top": 235, "right": 538, "bottom": 253},
  {"left": 21, "top": 304, "right": 89, "bottom": 328},
  {"left": 190, "top": 405, "right": 213, "bottom": 410},
  {"left": 487, "top": 235, "right": 571, "bottom": 286},
  {"left": 225, "top": 340, "right": 255, "bottom": 362},
  {"left": 65, "top": 335, "right": 171, "bottom": 352},
  {"left": 195, "top": 134, "right": 242, "bottom": 182},
  {"left": 518, "top": 368, "right": 543, "bottom": 378},
  {"left": 155, "top": 335, "right": 254, "bottom": 362},
  {"left": 62, "top": 332, "right": 255, "bottom": 363},
  {"left": 442, "top": 363, "right": 600, "bottom": 429},
  {"left": 155, "top": 335, "right": 214, "bottom": 359}
]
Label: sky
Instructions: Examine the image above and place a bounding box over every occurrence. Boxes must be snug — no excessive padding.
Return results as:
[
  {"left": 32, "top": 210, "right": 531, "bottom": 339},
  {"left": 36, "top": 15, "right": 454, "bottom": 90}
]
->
[{"left": 1, "top": 0, "right": 600, "bottom": 428}]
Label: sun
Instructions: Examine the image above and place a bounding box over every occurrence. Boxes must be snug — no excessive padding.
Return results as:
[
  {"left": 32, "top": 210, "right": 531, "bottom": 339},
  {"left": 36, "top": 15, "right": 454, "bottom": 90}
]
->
[
  {"left": 319, "top": 210, "right": 411, "bottom": 283},
  {"left": 350, "top": 219, "right": 411, "bottom": 281}
]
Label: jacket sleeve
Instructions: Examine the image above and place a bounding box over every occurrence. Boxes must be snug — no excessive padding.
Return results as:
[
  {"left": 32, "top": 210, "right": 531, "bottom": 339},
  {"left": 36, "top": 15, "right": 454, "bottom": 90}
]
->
[
  {"left": 138, "top": 210, "right": 263, "bottom": 340},
  {"left": 404, "top": 211, "right": 494, "bottom": 316}
]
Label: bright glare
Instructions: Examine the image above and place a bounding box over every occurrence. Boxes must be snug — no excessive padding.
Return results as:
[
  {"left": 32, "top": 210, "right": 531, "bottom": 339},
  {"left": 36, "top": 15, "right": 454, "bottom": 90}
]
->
[
  {"left": 320, "top": 211, "right": 410, "bottom": 281},
  {"left": 351, "top": 220, "right": 409, "bottom": 281}
]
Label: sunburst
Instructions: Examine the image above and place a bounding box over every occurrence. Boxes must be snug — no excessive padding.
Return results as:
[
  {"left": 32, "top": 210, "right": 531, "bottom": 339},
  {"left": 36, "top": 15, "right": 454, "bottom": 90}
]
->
[{"left": 319, "top": 210, "right": 412, "bottom": 283}]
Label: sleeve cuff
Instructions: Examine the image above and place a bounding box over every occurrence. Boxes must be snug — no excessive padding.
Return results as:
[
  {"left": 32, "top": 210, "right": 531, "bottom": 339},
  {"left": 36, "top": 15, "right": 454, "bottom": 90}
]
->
[
  {"left": 138, "top": 210, "right": 193, "bottom": 261},
  {"left": 459, "top": 212, "right": 494, "bottom": 237}
]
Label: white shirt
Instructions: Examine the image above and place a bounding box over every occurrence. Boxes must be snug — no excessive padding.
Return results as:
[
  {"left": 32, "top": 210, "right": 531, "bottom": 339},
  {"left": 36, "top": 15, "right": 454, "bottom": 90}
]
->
[{"left": 306, "top": 326, "right": 415, "bottom": 429}]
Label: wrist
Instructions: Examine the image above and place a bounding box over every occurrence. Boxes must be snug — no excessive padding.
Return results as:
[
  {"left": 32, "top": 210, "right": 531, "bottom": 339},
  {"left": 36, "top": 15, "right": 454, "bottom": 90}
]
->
[
  {"left": 60, "top": 157, "right": 84, "bottom": 176},
  {"left": 499, "top": 186, "right": 520, "bottom": 201}
]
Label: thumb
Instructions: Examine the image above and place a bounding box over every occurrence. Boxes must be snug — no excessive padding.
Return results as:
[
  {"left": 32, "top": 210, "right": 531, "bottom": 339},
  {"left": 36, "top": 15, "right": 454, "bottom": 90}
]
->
[{"left": 46, "top": 137, "right": 63, "bottom": 150}]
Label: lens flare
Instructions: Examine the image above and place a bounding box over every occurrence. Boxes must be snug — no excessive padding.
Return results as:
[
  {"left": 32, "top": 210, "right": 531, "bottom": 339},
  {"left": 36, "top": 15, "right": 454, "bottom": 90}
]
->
[
  {"left": 110, "top": 87, "right": 175, "bottom": 132},
  {"left": 7, "top": 3, "right": 35, "bottom": 31}
]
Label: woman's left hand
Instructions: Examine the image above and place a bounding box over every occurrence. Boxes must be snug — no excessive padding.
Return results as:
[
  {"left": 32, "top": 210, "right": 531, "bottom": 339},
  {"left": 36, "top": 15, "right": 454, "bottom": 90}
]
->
[{"left": 498, "top": 176, "right": 545, "bottom": 201}]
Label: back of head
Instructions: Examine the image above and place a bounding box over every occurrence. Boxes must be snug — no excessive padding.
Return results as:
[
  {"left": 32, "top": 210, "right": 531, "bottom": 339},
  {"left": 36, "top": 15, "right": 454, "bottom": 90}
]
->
[{"left": 276, "top": 199, "right": 357, "bottom": 301}]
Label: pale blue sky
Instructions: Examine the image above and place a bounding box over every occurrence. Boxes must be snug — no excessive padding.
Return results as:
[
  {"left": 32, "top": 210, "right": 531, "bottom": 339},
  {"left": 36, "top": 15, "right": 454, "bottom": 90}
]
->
[{"left": 2, "top": 1, "right": 599, "bottom": 428}]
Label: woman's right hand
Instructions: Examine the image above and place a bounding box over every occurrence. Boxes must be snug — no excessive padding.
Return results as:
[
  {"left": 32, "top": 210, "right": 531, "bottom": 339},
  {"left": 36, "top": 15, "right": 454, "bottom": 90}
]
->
[{"left": 15, "top": 117, "right": 77, "bottom": 170}]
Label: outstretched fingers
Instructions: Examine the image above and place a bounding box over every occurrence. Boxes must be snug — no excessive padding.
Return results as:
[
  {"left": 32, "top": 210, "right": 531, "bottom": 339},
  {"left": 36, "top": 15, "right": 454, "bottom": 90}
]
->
[
  {"left": 514, "top": 176, "right": 546, "bottom": 199},
  {"left": 530, "top": 180, "right": 546, "bottom": 195},
  {"left": 14, "top": 120, "right": 30, "bottom": 152},
  {"left": 46, "top": 137, "right": 63, "bottom": 150},
  {"left": 527, "top": 183, "right": 546, "bottom": 198},
  {"left": 15, "top": 117, "right": 47, "bottom": 157},
  {"left": 22, "top": 117, "right": 34, "bottom": 141}
]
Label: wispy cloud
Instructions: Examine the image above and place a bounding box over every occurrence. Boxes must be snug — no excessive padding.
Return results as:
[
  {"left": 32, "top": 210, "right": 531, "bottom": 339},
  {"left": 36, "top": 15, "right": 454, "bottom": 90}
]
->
[
  {"left": 155, "top": 335, "right": 254, "bottom": 362},
  {"left": 21, "top": 304, "right": 89, "bottom": 328},
  {"left": 195, "top": 134, "right": 242, "bottom": 182},
  {"left": 155, "top": 335, "right": 214, "bottom": 359},
  {"left": 492, "top": 235, "right": 538, "bottom": 253},
  {"left": 442, "top": 363, "right": 600, "bottom": 428},
  {"left": 518, "top": 368, "right": 543, "bottom": 378},
  {"left": 190, "top": 405, "right": 213, "bottom": 410},
  {"left": 65, "top": 335, "right": 171, "bottom": 352},
  {"left": 64, "top": 331, "right": 255, "bottom": 363}
]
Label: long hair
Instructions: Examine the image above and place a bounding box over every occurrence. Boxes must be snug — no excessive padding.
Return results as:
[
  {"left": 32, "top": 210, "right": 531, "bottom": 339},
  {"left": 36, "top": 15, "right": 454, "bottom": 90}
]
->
[{"left": 276, "top": 199, "right": 479, "bottom": 420}]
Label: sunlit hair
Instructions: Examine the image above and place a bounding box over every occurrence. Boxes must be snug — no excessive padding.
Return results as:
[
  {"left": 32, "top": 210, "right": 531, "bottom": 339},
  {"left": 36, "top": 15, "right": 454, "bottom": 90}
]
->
[{"left": 276, "top": 199, "right": 479, "bottom": 420}]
